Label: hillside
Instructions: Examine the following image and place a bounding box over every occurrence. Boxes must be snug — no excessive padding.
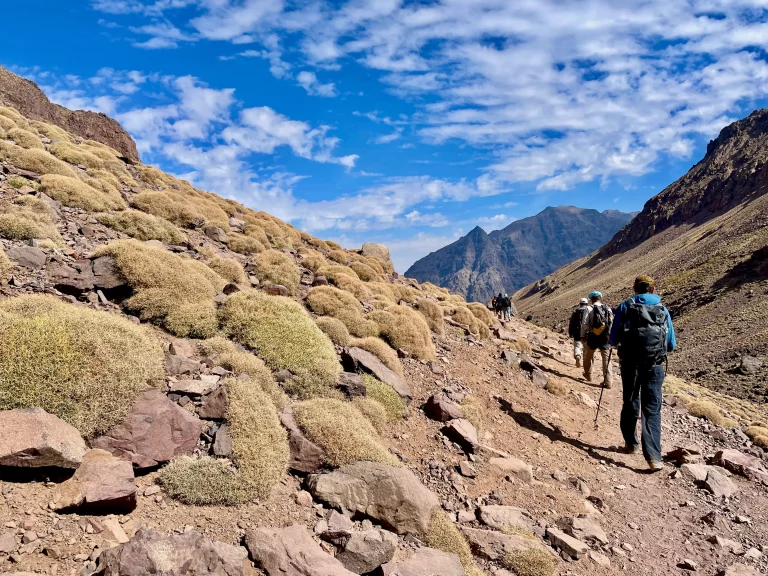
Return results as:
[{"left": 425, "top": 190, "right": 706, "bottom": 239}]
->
[
  {"left": 0, "top": 70, "right": 767, "bottom": 576},
  {"left": 405, "top": 207, "right": 634, "bottom": 303},
  {"left": 515, "top": 110, "right": 768, "bottom": 403}
]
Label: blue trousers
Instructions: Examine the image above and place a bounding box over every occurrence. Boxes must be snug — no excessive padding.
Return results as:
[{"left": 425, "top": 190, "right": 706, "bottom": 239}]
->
[{"left": 619, "top": 360, "right": 665, "bottom": 463}]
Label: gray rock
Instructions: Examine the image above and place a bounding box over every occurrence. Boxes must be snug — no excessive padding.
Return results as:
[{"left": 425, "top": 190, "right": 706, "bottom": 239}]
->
[
  {"left": 381, "top": 548, "right": 464, "bottom": 576},
  {"left": 546, "top": 526, "right": 589, "bottom": 559},
  {"left": 213, "top": 424, "right": 232, "bottom": 457},
  {"left": 0, "top": 408, "right": 86, "bottom": 468},
  {"left": 558, "top": 516, "right": 608, "bottom": 546},
  {"left": 205, "top": 226, "right": 229, "bottom": 243},
  {"left": 478, "top": 505, "right": 532, "bottom": 531},
  {"left": 713, "top": 449, "right": 768, "bottom": 484},
  {"left": 91, "top": 256, "right": 127, "bottom": 290},
  {"left": 443, "top": 419, "right": 479, "bottom": 452},
  {"left": 279, "top": 408, "right": 325, "bottom": 473},
  {"left": 738, "top": 355, "right": 761, "bottom": 375},
  {"left": 704, "top": 469, "right": 739, "bottom": 498},
  {"left": 341, "top": 348, "right": 412, "bottom": 401},
  {"left": 336, "top": 529, "right": 398, "bottom": 574},
  {"left": 46, "top": 260, "right": 95, "bottom": 293},
  {"left": 168, "top": 378, "right": 219, "bottom": 396},
  {"left": 0, "top": 532, "right": 16, "bottom": 554},
  {"left": 424, "top": 394, "right": 463, "bottom": 422},
  {"left": 489, "top": 456, "right": 533, "bottom": 483},
  {"left": 665, "top": 445, "right": 703, "bottom": 465},
  {"left": 199, "top": 386, "right": 229, "bottom": 420},
  {"left": 461, "top": 527, "right": 549, "bottom": 562},
  {"left": 336, "top": 373, "right": 366, "bottom": 398},
  {"left": 165, "top": 355, "right": 200, "bottom": 376},
  {"left": 7, "top": 246, "right": 46, "bottom": 269},
  {"left": 717, "top": 565, "right": 760, "bottom": 576}
]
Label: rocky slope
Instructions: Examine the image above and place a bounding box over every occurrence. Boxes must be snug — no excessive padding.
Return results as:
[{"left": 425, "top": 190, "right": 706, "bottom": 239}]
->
[
  {"left": 0, "top": 66, "right": 139, "bottom": 162},
  {"left": 405, "top": 207, "right": 634, "bottom": 303},
  {"left": 515, "top": 110, "right": 768, "bottom": 402},
  {"left": 0, "top": 97, "right": 767, "bottom": 576}
]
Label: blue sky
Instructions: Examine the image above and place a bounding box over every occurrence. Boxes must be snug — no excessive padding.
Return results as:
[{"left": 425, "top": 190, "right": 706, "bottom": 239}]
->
[{"left": 4, "top": 1, "right": 768, "bottom": 271}]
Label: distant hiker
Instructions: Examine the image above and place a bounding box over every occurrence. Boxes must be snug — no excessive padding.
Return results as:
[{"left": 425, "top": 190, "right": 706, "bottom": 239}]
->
[
  {"left": 495, "top": 293, "right": 504, "bottom": 319},
  {"left": 583, "top": 291, "right": 613, "bottom": 388},
  {"left": 610, "top": 275, "right": 676, "bottom": 472},
  {"left": 569, "top": 298, "right": 591, "bottom": 367},
  {"left": 491, "top": 295, "right": 498, "bottom": 316},
  {"left": 501, "top": 293, "right": 512, "bottom": 321}
]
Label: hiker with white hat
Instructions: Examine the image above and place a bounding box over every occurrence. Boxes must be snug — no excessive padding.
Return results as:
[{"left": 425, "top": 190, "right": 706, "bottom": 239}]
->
[
  {"left": 568, "top": 297, "right": 591, "bottom": 368},
  {"left": 584, "top": 290, "right": 614, "bottom": 388}
]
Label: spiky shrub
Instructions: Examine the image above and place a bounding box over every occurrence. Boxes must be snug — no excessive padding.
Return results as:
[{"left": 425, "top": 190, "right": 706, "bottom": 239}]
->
[
  {"left": 389, "top": 284, "right": 421, "bottom": 304},
  {"left": 0, "top": 115, "right": 16, "bottom": 132},
  {"left": 306, "top": 285, "right": 380, "bottom": 338},
  {"left": 30, "top": 120, "right": 72, "bottom": 141},
  {"left": 426, "top": 511, "right": 473, "bottom": 569},
  {"left": 0, "top": 247, "right": 12, "bottom": 278},
  {"left": 41, "top": 174, "right": 126, "bottom": 211},
  {"left": 544, "top": 380, "right": 567, "bottom": 396},
  {"left": 361, "top": 374, "right": 404, "bottom": 422},
  {"left": 461, "top": 396, "right": 483, "bottom": 432},
  {"left": 503, "top": 548, "right": 556, "bottom": 576},
  {"left": 219, "top": 290, "right": 341, "bottom": 398},
  {"left": 318, "top": 265, "right": 372, "bottom": 299},
  {"left": 688, "top": 400, "right": 738, "bottom": 428},
  {"left": 352, "top": 397, "right": 388, "bottom": 432},
  {"left": 367, "top": 282, "right": 396, "bottom": 303},
  {"left": 369, "top": 305, "right": 436, "bottom": 360},
  {"left": 350, "top": 337, "right": 403, "bottom": 377},
  {"left": 130, "top": 190, "right": 230, "bottom": 229},
  {"left": 228, "top": 233, "right": 266, "bottom": 255},
  {"left": 468, "top": 302, "right": 496, "bottom": 326},
  {"left": 315, "top": 316, "right": 351, "bottom": 346},
  {"left": 0, "top": 106, "right": 27, "bottom": 127},
  {"left": 0, "top": 294, "right": 164, "bottom": 436},
  {"left": 158, "top": 456, "right": 244, "bottom": 505},
  {"left": 416, "top": 298, "right": 445, "bottom": 334},
  {"left": 206, "top": 257, "right": 247, "bottom": 285},
  {"left": 253, "top": 250, "right": 300, "bottom": 294},
  {"left": 0, "top": 197, "right": 62, "bottom": 244},
  {"left": 95, "top": 240, "right": 226, "bottom": 338},
  {"left": 301, "top": 252, "right": 327, "bottom": 273},
  {"left": 293, "top": 399, "right": 401, "bottom": 467},
  {"left": 49, "top": 141, "right": 104, "bottom": 169},
  {"left": 95, "top": 209, "right": 186, "bottom": 244},
  {"left": 198, "top": 337, "right": 286, "bottom": 408},
  {"left": 349, "top": 261, "right": 380, "bottom": 282},
  {"left": 327, "top": 249, "right": 349, "bottom": 264},
  {"left": 2, "top": 145, "right": 77, "bottom": 177},
  {"left": 7, "top": 128, "right": 43, "bottom": 149}
]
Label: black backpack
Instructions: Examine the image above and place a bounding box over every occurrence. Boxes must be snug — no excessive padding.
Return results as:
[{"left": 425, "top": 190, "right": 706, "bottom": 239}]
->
[
  {"left": 620, "top": 301, "right": 669, "bottom": 364},
  {"left": 568, "top": 307, "right": 586, "bottom": 339},
  {"left": 586, "top": 303, "right": 612, "bottom": 348}
]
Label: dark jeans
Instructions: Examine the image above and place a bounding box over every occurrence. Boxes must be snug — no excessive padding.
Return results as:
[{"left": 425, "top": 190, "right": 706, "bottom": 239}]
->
[{"left": 619, "top": 360, "right": 665, "bottom": 463}]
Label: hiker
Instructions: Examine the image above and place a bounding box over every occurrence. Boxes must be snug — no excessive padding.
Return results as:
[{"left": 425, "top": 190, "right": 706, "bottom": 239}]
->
[
  {"left": 583, "top": 291, "right": 613, "bottom": 388},
  {"left": 568, "top": 298, "right": 591, "bottom": 367},
  {"left": 495, "top": 293, "right": 504, "bottom": 319},
  {"left": 491, "top": 295, "right": 498, "bottom": 317},
  {"left": 501, "top": 293, "right": 512, "bottom": 321},
  {"left": 609, "top": 275, "right": 676, "bottom": 471}
]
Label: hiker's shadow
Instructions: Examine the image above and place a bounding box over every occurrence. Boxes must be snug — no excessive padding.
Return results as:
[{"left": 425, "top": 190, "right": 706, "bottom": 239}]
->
[
  {"left": 533, "top": 364, "right": 605, "bottom": 389},
  {"left": 496, "top": 398, "right": 649, "bottom": 474}
]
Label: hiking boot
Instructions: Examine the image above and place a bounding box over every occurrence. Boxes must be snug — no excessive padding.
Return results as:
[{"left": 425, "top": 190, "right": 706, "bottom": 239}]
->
[
  {"left": 583, "top": 373, "right": 592, "bottom": 383},
  {"left": 622, "top": 444, "right": 640, "bottom": 455},
  {"left": 648, "top": 460, "right": 664, "bottom": 472}
]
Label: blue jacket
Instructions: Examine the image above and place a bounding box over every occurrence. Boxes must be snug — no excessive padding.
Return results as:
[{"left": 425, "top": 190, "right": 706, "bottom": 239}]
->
[{"left": 609, "top": 293, "right": 676, "bottom": 351}]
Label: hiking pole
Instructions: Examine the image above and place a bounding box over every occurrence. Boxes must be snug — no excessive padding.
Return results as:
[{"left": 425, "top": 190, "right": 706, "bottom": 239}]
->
[{"left": 593, "top": 347, "right": 613, "bottom": 429}]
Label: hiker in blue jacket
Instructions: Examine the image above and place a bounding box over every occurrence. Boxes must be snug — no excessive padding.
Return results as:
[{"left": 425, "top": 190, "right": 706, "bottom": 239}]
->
[{"left": 609, "top": 275, "right": 676, "bottom": 471}]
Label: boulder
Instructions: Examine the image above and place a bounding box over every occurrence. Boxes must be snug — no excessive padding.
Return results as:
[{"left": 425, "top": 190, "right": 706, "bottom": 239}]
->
[
  {"left": 205, "top": 226, "right": 229, "bottom": 243},
  {"left": 558, "top": 516, "right": 608, "bottom": 546},
  {"left": 46, "top": 259, "right": 95, "bottom": 293},
  {"left": 326, "top": 511, "right": 354, "bottom": 536},
  {"left": 704, "top": 469, "right": 739, "bottom": 498},
  {"left": 531, "top": 369, "right": 550, "bottom": 387},
  {"left": 424, "top": 394, "right": 463, "bottom": 422},
  {"left": 478, "top": 506, "right": 533, "bottom": 531},
  {"left": 335, "top": 529, "right": 398, "bottom": 574},
  {"left": 500, "top": 349, "right": 520, "bottom": 366},
  {"left": 0, "top": 408, "right": 86, "bottom": 468},
  {"left": 361, "top": 243, "right": 393, "bottom": 269},
  {"left": 519, "top": 355, "right": 538, "bottom": 372},
  {"left": 245, "top": 525, "right": 355, "bottom": 576},
  {"left": 341, "top": 348, "right": 412, "bottom": 401},
  {"left": 92, "top": 390, "right": 202, "bottom": 470},
  {"left": 680, "top": 463, "right": 711, "bottom": 482},
  {"left": 489, "top": 457, "right": 533, "bottom": 483},
  {"left": 7, "top": 246, "right": 46, "bottom": 269},
  {"left": 264, "top": 284, "right": 290, "bottom": 297},
  {"left": 312, "top": 275, "right": 329, "bottom": 286},
  {"left": 381, "top": 548, "right": 465, "bottom": 576},
  {"left": 713, "top": 449, "right": 768, "bottom": 484},
  {"left": 95, "top": 526, "right": 247, "bottom": 575},
  {"left": 279, "top": 408, "right": 325, "bottom": 474},
  {"left": 443, "top": 419, "right": 479, "bottom": 452},
  {"left": 718, "top": 565, "right": 760, "bottom": 576},
  {"left": 461, "top": 527, "right": 549, "bottom": 562},
  {"left": 546, "top": 527, "right": 589, "bottom": 559},
  {"left": 54, "top": 449, "right": 136, "bottom": 513},
  {"left": 199, "top": 386, "right": 229, "bottom": 420},
  {"left": 336, "top": 373, "right": 366, "bottom": 398},
  {"left": 708, "top": 535, "right": 744, "bottom": 555},
  {"left": 306, "top": 461, "right": 440, "bottom": 535},
  {"left": 0, "top": 532, "right": 16, "bottom": 554},
  {"left": 570, "top": 390, "right": 597, "bottom": 409},
  {"left": 738, "top": 355, "right": 761, "bottom": 375},
  {"left": 91, "top": 256, "right": 126, "bottom": 290},
  {"left": 165, "top": 355, "right": 201, "bottom": 376}
]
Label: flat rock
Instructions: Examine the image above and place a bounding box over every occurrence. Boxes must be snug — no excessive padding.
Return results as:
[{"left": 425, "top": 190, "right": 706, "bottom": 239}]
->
[
  {"left": 92, "top": 390, "right": 202, "bottom": 470},
  {"left": 199, "top": 385, "right": 230, "bottom": 420},
  {"left": 546, "top": 527, "right": 589, "bottom": 559},
  {"left": 718, "top": 565, "right": 760, "bottom": 576},
  {"left": 91, "top": 256, "right": 126, "bottom": 290},
  {"left": 680, "top": 463, "right": 711, "bottom": 482},
  {"left": 245, "top": 524, "right": 355, "bottom": 576},
  {"left": 666, "top": 445, "right": 703, "bottom": 465},
  {"left": 478, "top": 505, "right": 533, "bottom": 531},
  {"left": 279, "top": 408, "right": 325, "bottom": 473},
  {"left": 0, "top": 408, "right": 86, "bottom": 468},
  {"left": 489, "top": 456, "right": 533, "bottom": 483},
  {"left": 424, "top": 394, "right": 463, "bottom": 422},
  {"left": 558, "top": 516, "right": 608, "bottom": 546},
  {"left": 213, "top": 424, "right": 233, "bottom": 457},
  {"left": 704, "top": 469, "right": 739, "bottom": 498},
  {"left": 169, "top": 377, "right": 219, "bottom": 396},
  {"left": 46, "top": 259, "right": 95, "bottom": 293},
  {"left": 96, "top": 525, "right": 246, "bottom": 575},
  {"left": 531, "top": 368, "right": 550, "bottom": 387},
  {"left": 0, "top": 532, "right": 16, "bottom": 554},
  {"left": 54, "top": 449, "right": 136, "bottom": 513},
  {"left": 569, "top": 390, "right": 598, "bottom": 409},
  {"left": 7, "top": 246, "right": 46, "bottom": 269},
  {"left": 461, "top": 527, "right": 548, "bottom": 562},
  {"left": 336, "top": 372, "right": 366, "bottom": 398},
  {"left": 708, "top": 535, "right": 744, "bottom": 555},
  {"left": 713, "top": 449, "right": 768, "bottom": 484},
  {"left": 165, "top": 354, "right": 201, "bottom": 376},
  {"left": 307, "top": 461, "right": 440, "bottom": 535},
  {"left": 381, "top": 548, "right": 465, "bottom": 576},
  {"left": 341, "top": 348, "right": 412, "bottom": 401},
  {"left": 443, "top": 419, "right": 479, "bottom": 452},
  {"left": 336, "top": 528, "right": 398, "bottom": 574}
]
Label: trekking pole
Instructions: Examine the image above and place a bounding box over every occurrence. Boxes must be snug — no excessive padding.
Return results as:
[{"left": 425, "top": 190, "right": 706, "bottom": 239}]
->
[{"left": 593, "top": 347, "right": 613, "bottom": 429}]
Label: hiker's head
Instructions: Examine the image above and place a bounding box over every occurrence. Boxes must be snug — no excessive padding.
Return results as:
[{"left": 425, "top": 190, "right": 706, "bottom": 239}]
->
[
  {"left": 634, "top": 275, "right": 655, "bottom": 294},
  {"left": 589, "top": 291, "right": 603, "bottom": 303},
  {"left": 579, "top": 297, "right": 589, "bottom": 306}
]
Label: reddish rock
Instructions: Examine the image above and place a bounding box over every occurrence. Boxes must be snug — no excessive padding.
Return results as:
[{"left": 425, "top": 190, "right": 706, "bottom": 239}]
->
[
  {"left": 54, "top": 449, "right": 136, "bottom": 513},
  {"left": 92, "top": 390, "right": 202, "bottom": 470},
  {"left": 341, "top": 348, "right": 412, "bottom": 401},
  {"left": 443, "top": 418, "right": 479, "bottom": 452},
  {"left": 279, "top": 408, "right": 325, "bottom": 473},
  {"left": 0, "top": 408, "right": 86, "bottom": 469},
  {"left": 382, "top": 548, "right": 464, "bottom": 576},
  {"left": 714, "top": 449, "right": 768, "bottom": 484},
  {"left": 91, "top": 256, "right": 127, "bottom": 290},
  {"left": 424, "top": 394, "right": 463, "bottom": 422},
  {"left": 199, "top": 386, "right": 229, "bottom": 420},
  {"left": 264, "top": 284, "right": 290, "bottom": 296}
]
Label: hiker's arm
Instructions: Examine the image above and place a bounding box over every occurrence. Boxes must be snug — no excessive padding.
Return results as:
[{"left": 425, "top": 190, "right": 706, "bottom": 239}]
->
[
  {"left": 609, "top": 303, "right": 623, "bottom": 347},
  {"left": 666, "top": 309, "right": 677, "bottom": 352}
]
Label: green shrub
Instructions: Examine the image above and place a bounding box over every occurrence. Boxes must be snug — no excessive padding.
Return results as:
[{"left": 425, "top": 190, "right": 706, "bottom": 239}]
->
[
  {"left": 306, "top": 285, "right": 379, "bottom": 338},
  {"left": 94, "top": 240, "right": 226, "bottom": 338},
  {"left": 207, "top": 256, "right": 247, "bottom": 285},
  {"left": 95, "top": 209, "right": 186, "bottom": 244},
  {"left": 461, "top": 396, "right": 483, "bottom": 432},
  {"left": 253, "top": 250, "right": 300, "bottom": 294},
  {"left": 0, "top": 295, "right": 164, "bottom": 436},
  {"left": 198, "top": 337, "right": 287, "bottom": 408},
  {"left": 293, "top": 399, "right": 400, "bottom": 467},
  {"left": 350, "top": 337, "right": 403, "bottom": 377},
  {"left": 416, "top": 298, "right": 444, "bottom": 334},
  {"left": 369, "top": 305, "right": 435, "bottom": 360},
  {"left": 361, "top": 374, "right": 404, "bottom": 422},
  {"left": 219, "top": 290, "right": 341, "bottom": 398},
  {"left": 7, "top": 128, "right": 43, "bottom": 149},
  {"left": 41, "top": 174, "right": 126, "bottom": 211},
  {"left": 7, "top": 176, "right": 40, "bottom": 190},
  {"left": 315, "top": 316, "right": 350, "bottom": 346},
  {"left": 503, "top": 548, "right": 556, "bottom": 576}
]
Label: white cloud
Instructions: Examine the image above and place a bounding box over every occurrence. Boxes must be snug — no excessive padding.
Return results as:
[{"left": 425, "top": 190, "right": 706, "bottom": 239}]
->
[
  {"left": 373, "top": 129, "right": 402, "bottom": 144},
  {"left": 296, "top": 71, "right": 337, "bottom": 97},
  {"left": 475, "top": 213, "right": 515, "bottom": 231}
]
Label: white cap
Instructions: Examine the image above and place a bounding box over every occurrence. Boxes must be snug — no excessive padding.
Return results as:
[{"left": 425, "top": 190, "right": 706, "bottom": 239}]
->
[{"left": 579, "top": 298, "right": 589, "bottom": 305}]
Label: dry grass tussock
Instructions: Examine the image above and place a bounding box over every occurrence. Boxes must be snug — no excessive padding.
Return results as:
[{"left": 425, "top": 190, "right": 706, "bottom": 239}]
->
[
  {"left": 206, "top": 256, "right": 247, "bottom": 285},
  {"left": 253, "top": 250, "right": 300, "bottom": 294},
  {"left": 95, "top": 240, "right": 226, "bottom": 338},
  {"left": 49, "top": 141, "right": 105, "bottom": 170},
  {"left": 298, "top": 249, "right": 327, "bottom": 273},
  {"left": 30, "top": 120, "right": 71, "bottom": 142},
  {"left": 468, "top": 302, "right": 496, "bottom": 326},
  {"left": 426, "top": 511, "right": 473, "bottom": 570},
  {"left": 158, "top": 457, "right": 244, "bottom": 506},
  {"left": 0, "top": 143, "right": 77, "bottom": 177},
  {"left": 744, "top": 425, "right": 768, "bottom": 448},
  {"left": 545, "top": 380, "right": 567, "bottom": 396},
  {"left": 0, "top": 294, "right": 164, "bottom": 436},
  {"left": 293, "top": 399, "right": 401, "bottom": 467},
  {"left": 306, "top": 285, "right": 379, "bottom": 338},
  {"left": 369, "top": 305, "right": 436, "bottom": 360},
  {"left": 95, "top": 210, "right": 186, "bottom": 244},
  {"left": 389, "top": 284, "right": 422, "bottom": 304},
  {"left": 198, "top": 337, "right": 286, "bottom": 408},
  {"left": 41, "top": 174, "right": 125, "bottom": 211},
  {"left": 687, "top": 400, "right": 738, "bottom": 428},
  {"left": 416, "top": 298, "right": 444, "bottom": 334},
  {"left": 244, "top": 212, "right": 302, "bottom": 248},
  {"left": 361, "top": 373, "right": 404, "bottom": 422},
  {"left": 349, "top": 261, "right": 380, "bottom": 282},
  {"left": 315, "top": 316, "right": 350, "bottom": 346},
  {"left": 0, "top": 115, "right": 16, "bottom": 132},
  {"left": 350, "top": 337, "right": 403, "bottom": 377},
  {"left": 451, "top": 305, "right": 491, "bottom": 339},
  {"left": 0, "top": 106, "right": 27, "bottom": 127},
  {"left": 352, "top": 397, "right": 388, "bottom": 432},
  {"left": 461, "top": 396, "right": 483, "bottom": 431},
  {"left": 503, "top": 548, "right": 557, "bottom": 576},
  {"left": 0, "top": 197, "right": 63, "bottom": 244},
  {"left": 7, "top": 128, "right": 43, "bottom": 149},
  {"left": 130, "top": 190, "right": 229, "bottom": 229},
  {"left": 327, "top": 249, "right": 349, "bottom": 264},
  {"left": 228, "top": 233, "right": 266, "bottom": 255},
  {"left": 318, "top": 265, "right": 372, "bottom": 299},
  {"left": 219, "top": 290, "right": 341, "bottom": 398},
  {"left": 0, "top": 248, "right": 12, "bottom": 278}
]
